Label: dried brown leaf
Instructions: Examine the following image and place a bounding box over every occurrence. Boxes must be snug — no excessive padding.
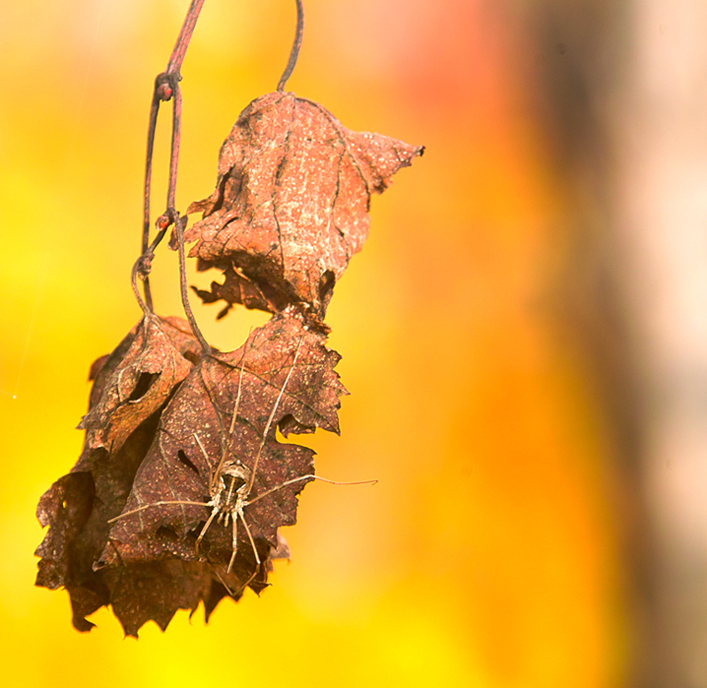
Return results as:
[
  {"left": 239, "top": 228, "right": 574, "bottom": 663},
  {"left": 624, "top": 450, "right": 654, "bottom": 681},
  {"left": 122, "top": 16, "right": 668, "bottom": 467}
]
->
[
  {"left": 36, "top": 315, "right": 201, "bottom": 634},
  {"left": 182, "top": 91, "right": 423, "bottom": 316},
  {"left": 78, "top": 314, "right": 201, "bottom": 456},
  {"left": 35, "top": 409, "right": 161, "bottom": 632},
  {"left": 90, "top": 308, "right": 344, "bottom": 633}
]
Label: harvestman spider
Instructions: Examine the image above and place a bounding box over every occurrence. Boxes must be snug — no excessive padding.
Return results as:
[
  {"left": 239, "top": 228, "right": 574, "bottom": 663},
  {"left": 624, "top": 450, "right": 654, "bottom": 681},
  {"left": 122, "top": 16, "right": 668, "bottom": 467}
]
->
[{"left": 109, "top": 336, "right": 375, "bottom": 595}]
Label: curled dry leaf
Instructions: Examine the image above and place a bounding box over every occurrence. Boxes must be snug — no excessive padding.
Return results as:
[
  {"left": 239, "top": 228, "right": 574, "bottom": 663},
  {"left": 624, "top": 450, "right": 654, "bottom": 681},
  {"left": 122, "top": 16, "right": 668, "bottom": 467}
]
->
[
  {"left": 181, "top": 91, "right": 423, "bottom": 317},
  {"left": 35, "top": 409, "right": 162, "bottom": 632},
  {"left": 99, "top": 308, "right": 344, "bottom": 634},
  {"left": 36, "top": 22, "right": 419, "bottom": 631},
  {"left": 36, "top": 314, "right": 201, "bottom": 633},
  {"left": 78, "top": 314, "right": 202, "bottom": 457},
  {"left": 36, "top": 308, "right": 345, "bottom": 636}
]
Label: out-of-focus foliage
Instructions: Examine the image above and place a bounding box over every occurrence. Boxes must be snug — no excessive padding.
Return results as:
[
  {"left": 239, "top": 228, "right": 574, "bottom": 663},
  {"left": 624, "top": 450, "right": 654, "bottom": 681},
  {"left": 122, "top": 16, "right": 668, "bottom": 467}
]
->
[{"left": 0, "top": 1, "right": 625, "bottom": 686}]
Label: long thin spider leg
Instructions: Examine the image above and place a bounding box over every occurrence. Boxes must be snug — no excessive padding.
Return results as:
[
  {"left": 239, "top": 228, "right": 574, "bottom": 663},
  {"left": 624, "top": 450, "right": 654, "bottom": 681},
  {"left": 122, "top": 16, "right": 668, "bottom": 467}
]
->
[
  {"left": 210, "top": 560, "right": 236, "bottom": 599},
  {"left": 228, "top": 344, "right": 248, "bottom": 440},
  {"left": 228, "top": 512, "right": 263, "bottom": 597},
  {"left": 195, "top": 507, "right": 219, "bottom": 554},
  {"left": 194, "top": 432, "right": 214, "bottom": 493},
  {"left": 246, "top": 475, "right": 378, "bottom": 507},
  {"left": 215, "top": 345, "right": 249, "bottom": 482},
  {"left": 246, "top": 339, "right": 303, "bottom": 493},
  {"left": 240, "top": 513, "right": 261, "bottom": 567},
  {"left": 227, "top": 512, "right": 239, "bottom": 573},
  {"left": 107, "top": 499, "right": 210, "bottom": 523}
]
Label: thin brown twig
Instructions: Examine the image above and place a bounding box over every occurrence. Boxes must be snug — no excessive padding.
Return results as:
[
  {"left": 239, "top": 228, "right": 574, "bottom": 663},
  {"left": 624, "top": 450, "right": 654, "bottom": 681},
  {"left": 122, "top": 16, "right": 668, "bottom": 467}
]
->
[
  {"left": 140, "top": 93, "right": 160, "bottom": 311},
  {"left": 174, "top": 214, "right": 210, "bottom": 353},
  {"left": 277, "top": 0, "right": 304, "bottom": 91},
  {"left": 167, "top": 80, "right": 183, "bottom": 212},
  {"left": 137, "top": 0, "right": 206, "bottom": 313},
  {"left": 166, "top": 0, "right": 207, "bottom": 75},
  {"left": 131, "top": 220, "right": 171, "bottom": 316},
  {"left": 131, "top": 259, "right": 149, "bottom": 315}
]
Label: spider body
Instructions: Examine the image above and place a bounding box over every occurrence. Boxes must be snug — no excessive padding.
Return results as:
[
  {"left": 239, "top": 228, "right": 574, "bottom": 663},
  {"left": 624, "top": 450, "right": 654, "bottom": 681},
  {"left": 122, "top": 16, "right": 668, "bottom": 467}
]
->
[
  {"left": 195, "top": 457, "right": 258, "bottom": 574},
  {"left": 106, "top": 331, "right": 372, "bottom": 598},
  {"left": 211, "top": 461, "right": 250, "bottom": 527}
]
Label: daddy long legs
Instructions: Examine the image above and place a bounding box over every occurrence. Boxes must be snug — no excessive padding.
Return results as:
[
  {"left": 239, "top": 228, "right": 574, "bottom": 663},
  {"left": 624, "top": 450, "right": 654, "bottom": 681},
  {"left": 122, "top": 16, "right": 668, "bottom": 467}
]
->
[{"left": 108, "top": 329, "right": 375, "bottom": 598}]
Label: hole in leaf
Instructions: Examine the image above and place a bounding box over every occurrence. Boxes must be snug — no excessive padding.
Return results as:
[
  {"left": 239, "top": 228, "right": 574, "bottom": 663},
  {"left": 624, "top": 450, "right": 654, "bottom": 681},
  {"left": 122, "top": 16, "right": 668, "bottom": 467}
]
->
[
  {"left": 177, "top": 450, "right": 199, "bottom": 475},
  {"left": 128, "top": 372, "right": 159, "bottom": 402},
  {"left": 279, "top": 413, "right": 310, "bottom": 437},
  {"left": 183, "top": 350, "right": 200, "bottom": 366}
]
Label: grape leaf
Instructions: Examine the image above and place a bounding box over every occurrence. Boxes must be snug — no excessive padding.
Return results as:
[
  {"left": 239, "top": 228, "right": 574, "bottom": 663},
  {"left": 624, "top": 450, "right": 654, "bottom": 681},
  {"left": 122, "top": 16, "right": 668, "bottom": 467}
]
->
[
  {"left": 36, "top": 315, "right": 201, "bottom": 634},
  {"left": 181, "top": 91, "right": 423, "bottom": 317},
  {"left": 78, "top": 314, "right": 202, "bottom": 457},
  {"left": 104, "top": 308, "right": 342, "bottom": 553},
  {"left": 39, "top": 307, "right": 344, "bottom": 635},
  {"left": 35, "top": 409, "right": 161, "bottom": 632}
]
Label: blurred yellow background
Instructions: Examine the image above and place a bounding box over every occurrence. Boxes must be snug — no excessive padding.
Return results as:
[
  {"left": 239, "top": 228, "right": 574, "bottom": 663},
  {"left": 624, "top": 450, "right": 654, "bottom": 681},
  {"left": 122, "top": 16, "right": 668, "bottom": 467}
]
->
[{"left": 0, "top": 1, "right": 627, "bottom": 686}]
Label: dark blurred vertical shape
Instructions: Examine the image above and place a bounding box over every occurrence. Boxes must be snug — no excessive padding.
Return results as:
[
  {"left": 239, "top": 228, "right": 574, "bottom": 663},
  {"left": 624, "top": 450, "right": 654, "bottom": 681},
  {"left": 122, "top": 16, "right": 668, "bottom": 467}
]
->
[{"left": 521, "top": 0, "right": 707, "bottom": 685}]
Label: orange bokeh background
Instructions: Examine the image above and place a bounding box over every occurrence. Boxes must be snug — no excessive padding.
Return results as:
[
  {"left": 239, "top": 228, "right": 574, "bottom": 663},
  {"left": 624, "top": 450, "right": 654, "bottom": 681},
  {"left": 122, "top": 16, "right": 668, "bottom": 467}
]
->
[{"left": 0, "top": 1, "right": 625, "bottom": 685}]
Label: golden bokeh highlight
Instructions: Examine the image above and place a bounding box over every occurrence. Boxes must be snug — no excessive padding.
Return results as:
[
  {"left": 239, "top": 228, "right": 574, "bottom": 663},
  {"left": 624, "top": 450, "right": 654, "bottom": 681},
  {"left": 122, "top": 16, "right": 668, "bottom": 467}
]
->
[{"left": 0, "top": 1, "right": 625, "bottom": 686}]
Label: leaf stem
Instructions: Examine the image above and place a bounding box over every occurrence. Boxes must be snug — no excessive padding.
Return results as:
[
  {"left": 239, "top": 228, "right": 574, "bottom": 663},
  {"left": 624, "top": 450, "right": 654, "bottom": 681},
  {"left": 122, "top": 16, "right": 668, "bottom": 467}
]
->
[
  {"left": 166, "top": 0, "right": 207, "bottom": 75},
  {"left": 277, "top": 0, "right": 304, "bottom": 91},
  {"left": 137, "top": 0, "right": 206, "bottom": 313},
  {"left": 140, "top": 93, "right": 160, "bottom": 311},
  {"left": 167, "top": 80, "right": 183, "bottom": 212},
  {"left": 175, "top": 214, "right": 211, "bottom": 353},
  {"left": 131, "top": 223, "right": 170, "bottom": 316}
]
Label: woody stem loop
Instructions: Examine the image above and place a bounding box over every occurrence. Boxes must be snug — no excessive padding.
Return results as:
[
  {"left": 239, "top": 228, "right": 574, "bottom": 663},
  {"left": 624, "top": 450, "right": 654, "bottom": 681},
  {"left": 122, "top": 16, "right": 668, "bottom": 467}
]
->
[{"left": 137, "top": 0, "right": 206, "bottom": 313}]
